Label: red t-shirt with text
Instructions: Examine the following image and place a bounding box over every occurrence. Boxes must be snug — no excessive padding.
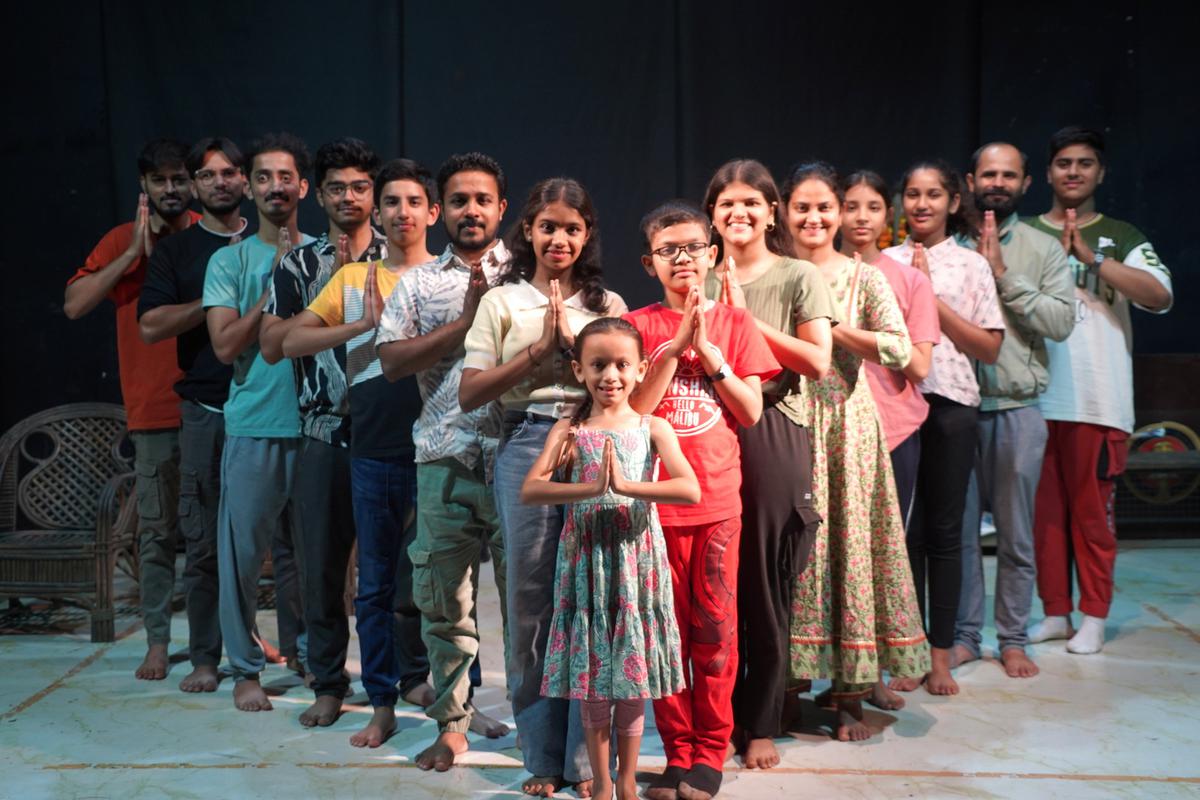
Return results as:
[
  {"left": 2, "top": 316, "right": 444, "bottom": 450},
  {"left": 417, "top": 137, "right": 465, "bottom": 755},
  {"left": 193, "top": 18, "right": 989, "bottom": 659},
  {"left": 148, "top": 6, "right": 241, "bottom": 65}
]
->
[
  {"left": 67, "top": 213, "right": 198, "bottom": 430},
  {"left": 624, "top": 301, "right": 780, "bottom": 525}
]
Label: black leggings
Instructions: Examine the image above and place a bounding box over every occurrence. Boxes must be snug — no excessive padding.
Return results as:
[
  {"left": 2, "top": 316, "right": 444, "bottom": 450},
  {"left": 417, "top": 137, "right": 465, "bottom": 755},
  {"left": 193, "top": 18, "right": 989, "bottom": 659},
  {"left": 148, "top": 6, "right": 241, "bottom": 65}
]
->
[{"left": 907, "top": 394, "right": 977, "bottom": 649}]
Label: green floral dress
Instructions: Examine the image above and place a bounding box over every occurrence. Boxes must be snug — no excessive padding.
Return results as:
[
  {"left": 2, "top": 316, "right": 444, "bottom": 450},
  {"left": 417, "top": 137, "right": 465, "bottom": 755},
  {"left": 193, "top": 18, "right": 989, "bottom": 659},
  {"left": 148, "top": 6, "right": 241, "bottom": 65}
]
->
[
  {"left": 540, "top": 419, "right": 685, "bottom": 700},
  {"left": 789, "top": 258, "right": 931, "bottom": 694}
]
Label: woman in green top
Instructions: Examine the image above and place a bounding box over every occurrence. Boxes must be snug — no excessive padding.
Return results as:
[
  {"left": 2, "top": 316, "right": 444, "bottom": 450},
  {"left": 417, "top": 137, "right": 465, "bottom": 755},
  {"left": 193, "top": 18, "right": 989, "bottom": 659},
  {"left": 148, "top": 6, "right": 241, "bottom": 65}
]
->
[{"left": 701, "top": 159, "right": 834, "bottom": 768}]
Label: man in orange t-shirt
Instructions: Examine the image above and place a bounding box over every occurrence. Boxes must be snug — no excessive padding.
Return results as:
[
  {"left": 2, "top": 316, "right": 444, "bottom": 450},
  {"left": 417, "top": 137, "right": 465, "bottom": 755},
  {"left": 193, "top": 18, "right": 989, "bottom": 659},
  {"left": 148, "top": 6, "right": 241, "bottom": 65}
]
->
[{"left": 64, "top": 138, "right": 199, "bottom": 682}]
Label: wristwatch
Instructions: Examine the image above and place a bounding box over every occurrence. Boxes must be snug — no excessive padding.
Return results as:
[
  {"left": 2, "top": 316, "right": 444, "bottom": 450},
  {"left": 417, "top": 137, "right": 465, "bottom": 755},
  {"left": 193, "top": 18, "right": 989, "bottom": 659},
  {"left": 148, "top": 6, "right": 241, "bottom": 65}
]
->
[
  {"left": 709, "top": 360, "right": 731, "bottom": 382},
  {"left": 1091, "top": 250, "right": 1106, "bottom": 274}
]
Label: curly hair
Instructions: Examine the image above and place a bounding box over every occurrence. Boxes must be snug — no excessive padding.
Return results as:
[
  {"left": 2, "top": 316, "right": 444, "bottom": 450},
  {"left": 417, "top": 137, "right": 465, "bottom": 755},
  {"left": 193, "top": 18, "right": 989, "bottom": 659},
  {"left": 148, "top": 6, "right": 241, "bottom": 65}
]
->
[
  {"left": 314, "top": 137, "right": 380, "bottom": 186},
  {"left": 501, "top": 177, "right": 610, "bottom": 314}
]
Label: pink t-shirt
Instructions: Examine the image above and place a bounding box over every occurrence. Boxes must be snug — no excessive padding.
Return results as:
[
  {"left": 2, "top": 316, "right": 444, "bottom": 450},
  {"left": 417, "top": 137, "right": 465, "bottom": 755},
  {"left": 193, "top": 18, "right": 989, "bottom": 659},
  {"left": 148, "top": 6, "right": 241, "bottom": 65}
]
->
[
  {"left": 864, "top": 254, "right": 940, "bottom": 450},
  {"left": 623, "top": 301, "right": 780, "bottom": 526}
]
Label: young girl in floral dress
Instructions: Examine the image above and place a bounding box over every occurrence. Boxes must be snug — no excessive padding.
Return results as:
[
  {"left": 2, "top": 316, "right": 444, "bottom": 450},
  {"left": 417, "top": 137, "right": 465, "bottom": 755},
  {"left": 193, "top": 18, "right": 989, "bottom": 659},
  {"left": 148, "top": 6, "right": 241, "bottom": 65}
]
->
[
  {"left": 522, "top": 317, "right": 698, "bottom": 800},
  {"left": 781, "top": 161, "right": 930, "bottom": 741}
]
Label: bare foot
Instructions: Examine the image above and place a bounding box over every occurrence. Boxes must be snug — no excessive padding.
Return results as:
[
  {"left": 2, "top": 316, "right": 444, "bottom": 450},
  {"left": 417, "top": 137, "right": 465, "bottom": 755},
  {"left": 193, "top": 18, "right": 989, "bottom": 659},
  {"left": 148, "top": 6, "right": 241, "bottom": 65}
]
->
[
  {"left": 1000, "top": 648, "right": 1039, "bottom": 678},
  {"left": 835, "top": 699, "right": 872, "bottom": 742},
  {"left": 299, "top": 695, "right": 343, "bottom": 727},
  {"left": 136, "top": 643, "right": 169, "bottom": 680},
  {"left": 742, "top": 737, "right": 780, "bottom": 769},
  {"left": 575, "top": 778, "right": 594, "bottom": 797},
  {"left": 178, "top": 665, "right": 218, "bottom": 693},
  {"left": 520, "top": 774, "right": 562, "bottom": 796},
  {"left": 887, "top": 674, "right": 923, "bottom": 693},
  {"left": 416, "top": 731, "right": 468, "bottom": 771},
  {"left": 645, "top": 765, "right": 687, "bottom": 800},
  {"left": 402, "top": 681, "right": 436, "bottom": 708},
  {"left": 590, "top": 774, "right": 612, "bottom": 800},
  {"left": 233, "top": 679, "right": 272, "bottom": 711},
  {"left": 350, "top": 706, "right": 396, "bottom": 747},
  {"left": 616, "top": 774, "right": 638, "bottom": 800},
  {"left": 868, "top": 680, "right": 906, "bottom": 710},
  {"left": 467, "top": 704, "right": 510, "bottom": 738},
  {"left": 949, "top": 644, "right": 978, "bottom": 669},
  {"left": 259, "top": 637, "right": 285, "bottom": 664},
  {"left": 926, "top": 647, "right": 960, "bottom": 695}
]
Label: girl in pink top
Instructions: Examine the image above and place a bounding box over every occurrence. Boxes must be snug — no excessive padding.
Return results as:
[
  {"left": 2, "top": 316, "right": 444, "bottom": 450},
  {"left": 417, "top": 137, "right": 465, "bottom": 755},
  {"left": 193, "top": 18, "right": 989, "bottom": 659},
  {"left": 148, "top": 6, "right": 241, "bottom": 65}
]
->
[{"left": 882, "top": 160, "right": 1005, "bottom": 697}]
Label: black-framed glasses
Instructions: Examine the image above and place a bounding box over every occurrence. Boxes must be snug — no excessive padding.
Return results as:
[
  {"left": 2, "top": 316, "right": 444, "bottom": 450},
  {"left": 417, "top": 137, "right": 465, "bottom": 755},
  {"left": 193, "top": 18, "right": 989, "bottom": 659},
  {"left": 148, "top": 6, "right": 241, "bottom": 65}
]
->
[
  {"left": 650, "top": 242, "right": 709, "bottom": 260},
  {"left": 323, "top": 180, "right": 373, "bottom": 199}
]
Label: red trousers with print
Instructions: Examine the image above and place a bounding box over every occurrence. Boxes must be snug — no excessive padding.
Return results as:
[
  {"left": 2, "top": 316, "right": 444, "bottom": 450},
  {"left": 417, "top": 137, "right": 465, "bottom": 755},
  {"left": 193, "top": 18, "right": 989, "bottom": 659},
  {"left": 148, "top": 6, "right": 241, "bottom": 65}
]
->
[
  {"left": 1033, "top": 421, "right": 1128, "bottom": 619},
  {"left": 652, "top": 517, "right": 740, "bottom": 771}
]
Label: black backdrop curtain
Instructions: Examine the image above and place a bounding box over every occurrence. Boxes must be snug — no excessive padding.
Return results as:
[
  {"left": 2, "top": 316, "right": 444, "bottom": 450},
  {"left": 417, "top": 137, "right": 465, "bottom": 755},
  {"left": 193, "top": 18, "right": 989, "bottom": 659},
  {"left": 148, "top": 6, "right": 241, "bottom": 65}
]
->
[{"left": 2, "top": 0, "right": 1195, "bottom": 430}]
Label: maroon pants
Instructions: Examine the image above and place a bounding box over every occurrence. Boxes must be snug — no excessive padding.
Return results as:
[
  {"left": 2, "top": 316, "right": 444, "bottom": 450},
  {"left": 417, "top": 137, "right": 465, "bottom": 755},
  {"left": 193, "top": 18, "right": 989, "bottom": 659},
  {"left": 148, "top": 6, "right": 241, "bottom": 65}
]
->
[
  {"left": 652, "top": 517, "right": 740, "bottom": 771},
  {"left": 1033, "top": 421, "right": 1128, "bottom": 619}
]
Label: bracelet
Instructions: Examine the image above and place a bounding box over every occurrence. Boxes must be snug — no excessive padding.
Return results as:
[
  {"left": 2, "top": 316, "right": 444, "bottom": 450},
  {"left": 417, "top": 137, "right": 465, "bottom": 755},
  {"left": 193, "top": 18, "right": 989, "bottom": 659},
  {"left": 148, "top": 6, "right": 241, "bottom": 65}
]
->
[{"left": 527, "top": 344, "right": 542, "bottom": 367}]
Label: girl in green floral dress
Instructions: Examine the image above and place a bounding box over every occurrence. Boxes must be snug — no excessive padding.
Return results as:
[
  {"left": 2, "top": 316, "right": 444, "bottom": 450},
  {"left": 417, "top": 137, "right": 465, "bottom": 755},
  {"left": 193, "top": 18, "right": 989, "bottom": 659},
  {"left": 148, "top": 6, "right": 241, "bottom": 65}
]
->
[
  {"left": 521, "top": 318, "right": 699, "bottom": 800},
  {"left": 781, "top": 162, "right": 931, "bottom": 741}
]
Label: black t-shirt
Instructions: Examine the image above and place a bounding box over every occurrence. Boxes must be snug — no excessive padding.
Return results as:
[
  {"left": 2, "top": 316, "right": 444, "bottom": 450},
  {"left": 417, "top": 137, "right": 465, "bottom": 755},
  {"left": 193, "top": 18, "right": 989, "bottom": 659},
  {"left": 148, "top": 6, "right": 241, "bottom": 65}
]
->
[
  {"left": 137, "top": 223, "right": 242, "bottom": 407},
  {"left": 349, "top": 374, "right": 422, "bottom": 460}
]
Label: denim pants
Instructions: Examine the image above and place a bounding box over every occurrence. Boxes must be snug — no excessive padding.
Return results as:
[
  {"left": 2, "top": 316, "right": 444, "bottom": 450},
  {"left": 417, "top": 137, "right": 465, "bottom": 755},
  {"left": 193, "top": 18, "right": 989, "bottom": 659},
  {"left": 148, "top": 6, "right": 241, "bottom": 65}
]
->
[
  {"left": 131, "top": 428, "right": 180, "bottom": 646},
  {"left": 955, "top": 406, "right": 1048, "bottom": 656},
  {"left": 494, "top": 414, "right": 589, "bottom": 784},
  {"left": 351, "top": 454, "right": 418, "bottom": 707}
]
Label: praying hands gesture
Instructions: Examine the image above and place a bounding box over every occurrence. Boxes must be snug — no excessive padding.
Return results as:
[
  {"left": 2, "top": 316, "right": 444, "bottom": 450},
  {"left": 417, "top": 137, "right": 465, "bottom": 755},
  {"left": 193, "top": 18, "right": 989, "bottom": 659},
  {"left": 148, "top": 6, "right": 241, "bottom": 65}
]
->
[
  {"left": 912, "top": 241, "right": 931, "bottom": 277},
  {"left": 333, "top": 233, "right": 352, "bottom": 270},
  {"left": 716, "top": 256, "right": 746, "bottom": 309},
  {"left": 530, "top": 279, "right": 562, "bottom": 366},
  {"left": 551, "top": 278, "right": 575, "bottom": 350},
  {"left": 1060, "top": 207, "right": 1098, "bottom": 265},
  {"left": 357, "top": 261, "right": 385, "bottom": 332},
  {"left": 125, "top": 193, "right": 154, "bottom": 260},
  {"left": 977, "top": 210, "right": 1007, "bottom": 279},
  {"left": 461, "top": 262, "right": 488, "bottom": 324},
  {"left": 665, "top": 284, "right": 702, "bottom": 359},
  {"left": 274, "top": 227, "right": 293, "bottom": 269}
]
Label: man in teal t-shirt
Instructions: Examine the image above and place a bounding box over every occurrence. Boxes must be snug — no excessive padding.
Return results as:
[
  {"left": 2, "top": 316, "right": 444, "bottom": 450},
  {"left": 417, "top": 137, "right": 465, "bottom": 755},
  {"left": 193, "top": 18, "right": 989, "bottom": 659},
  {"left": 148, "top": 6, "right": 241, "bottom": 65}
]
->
[{"left": 203, "top": 133, "right": 314, "bottom": 712}]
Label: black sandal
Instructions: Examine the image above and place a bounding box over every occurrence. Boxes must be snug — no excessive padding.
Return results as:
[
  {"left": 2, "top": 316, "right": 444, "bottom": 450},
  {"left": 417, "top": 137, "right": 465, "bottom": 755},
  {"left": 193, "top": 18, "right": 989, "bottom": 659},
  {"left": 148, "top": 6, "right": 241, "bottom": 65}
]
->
[
  {"left": 649, "top": 765, "right": 688, "bottom": 793},
  {"left": 679, "top": 764, "right": 723, "bottom": 798}
]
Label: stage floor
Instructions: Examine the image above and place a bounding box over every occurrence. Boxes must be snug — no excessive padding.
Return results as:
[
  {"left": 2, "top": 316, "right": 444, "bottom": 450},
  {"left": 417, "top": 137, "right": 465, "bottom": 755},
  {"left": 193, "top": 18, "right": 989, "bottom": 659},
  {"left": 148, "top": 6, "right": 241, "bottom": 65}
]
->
[{"left": 3, "top": 543, "right": 1198, "bottom": 799}]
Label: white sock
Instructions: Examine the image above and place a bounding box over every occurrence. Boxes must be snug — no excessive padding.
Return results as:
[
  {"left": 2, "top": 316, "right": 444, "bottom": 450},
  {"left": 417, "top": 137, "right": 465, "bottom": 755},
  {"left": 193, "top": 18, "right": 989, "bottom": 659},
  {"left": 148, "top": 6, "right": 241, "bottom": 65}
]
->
[
  {"left": 1028, "top": 615, "right": 1074, "bottom": 643},
  {"left": 1067, "top": 615, "right": 1105, "bottom": 654}
]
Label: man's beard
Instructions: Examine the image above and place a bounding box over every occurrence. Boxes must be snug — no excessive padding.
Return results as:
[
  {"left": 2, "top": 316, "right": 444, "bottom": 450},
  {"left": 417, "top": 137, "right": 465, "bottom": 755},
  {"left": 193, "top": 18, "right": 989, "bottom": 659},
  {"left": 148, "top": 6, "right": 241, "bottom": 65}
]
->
[
  {"left": 449, "top": 219, "right": 493, "bottom": 251},
  {"left": 201, "top": 195, "right": 243, "bottom": 216},
  {"left": 152, "top": 193, "right": 189, "bottom": 220},
  {"left": 973, "top": 187, "right": 1023, "bottom": 220}
]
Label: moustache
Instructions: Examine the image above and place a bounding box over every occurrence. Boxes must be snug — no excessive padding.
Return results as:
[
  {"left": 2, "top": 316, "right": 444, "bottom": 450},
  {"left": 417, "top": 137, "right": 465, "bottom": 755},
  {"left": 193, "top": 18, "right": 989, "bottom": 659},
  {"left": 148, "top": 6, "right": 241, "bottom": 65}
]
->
[
  {"left": 160, "top": 193, "right": 183, "bottom": 203},
  {"left": 458, "top": 219, "right": 483, "bottom": 232},
  {"left": 265, "top": 191, "right": 288, "bottom": 203}
]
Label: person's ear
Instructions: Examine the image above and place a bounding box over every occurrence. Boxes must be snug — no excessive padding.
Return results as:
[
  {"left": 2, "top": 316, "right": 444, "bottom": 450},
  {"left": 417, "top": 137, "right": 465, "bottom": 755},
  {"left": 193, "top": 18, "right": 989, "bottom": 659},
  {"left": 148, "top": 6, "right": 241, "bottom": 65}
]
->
[
  {"left": 966, "top": 173, "right": 976, "bottom": 193},
  {"left": 523, "top": 221, "right": 532, "bottom": 242},
  {"left": 428, "top": 203, "right": 441, "bottom": 226},
  {"left": 572, "top": 359, "right": 585, "bottom": 383},
  {"left": 949, "top": 193, "right": 962, "bottom": 215},
  {"left": 298, "top": 178, "right": 310, "bottom": 201},
  {"left": 1021, "top": 174, "right": 1032, "bottom": 193},
  {"left": 498, "top": 197, "right": 507, "bottom": 221},
  {"left": 316, "top": 188, "right": 327, "bottom": 211},
  {"left": 641, "top": 255, "right": 655, "bottom": 277},
  {"left": 1097, "top": 165, "right": 1106, "bottom": 186},
  {"left": 636, "top": 358, "right": 648, "bottom": 383}
]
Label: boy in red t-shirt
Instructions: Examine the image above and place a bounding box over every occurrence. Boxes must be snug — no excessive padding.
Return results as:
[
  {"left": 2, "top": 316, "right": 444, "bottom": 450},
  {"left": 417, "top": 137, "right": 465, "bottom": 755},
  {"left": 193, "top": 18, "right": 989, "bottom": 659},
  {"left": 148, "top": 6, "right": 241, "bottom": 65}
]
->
[{"left": 624, "top": 201, "right": 779, "bottom": 800}]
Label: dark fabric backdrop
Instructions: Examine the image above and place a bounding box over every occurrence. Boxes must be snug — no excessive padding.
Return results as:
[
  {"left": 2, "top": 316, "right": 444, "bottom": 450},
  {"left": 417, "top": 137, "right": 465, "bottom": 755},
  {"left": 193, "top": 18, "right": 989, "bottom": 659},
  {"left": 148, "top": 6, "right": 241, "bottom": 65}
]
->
[{"left": 2, "top": 1, "right": 1195, "bottom": 430}]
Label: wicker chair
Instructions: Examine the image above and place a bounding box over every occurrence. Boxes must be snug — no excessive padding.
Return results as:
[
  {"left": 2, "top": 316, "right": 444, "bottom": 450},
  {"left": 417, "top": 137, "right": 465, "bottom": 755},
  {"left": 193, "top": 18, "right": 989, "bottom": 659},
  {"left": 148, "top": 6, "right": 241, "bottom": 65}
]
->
[{"left": 0, "top": 402, "right": 138, "bottom": 641}]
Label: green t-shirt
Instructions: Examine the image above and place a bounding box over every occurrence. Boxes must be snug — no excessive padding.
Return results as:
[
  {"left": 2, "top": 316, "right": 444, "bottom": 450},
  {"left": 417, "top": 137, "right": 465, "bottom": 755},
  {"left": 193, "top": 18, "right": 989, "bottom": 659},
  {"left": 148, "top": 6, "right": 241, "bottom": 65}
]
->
[
  {"left": 705, "top": 256, "right": 838, "bottom": 425},
  {"left": 202, "top": 233, "right": 314, "bottom": 438}
]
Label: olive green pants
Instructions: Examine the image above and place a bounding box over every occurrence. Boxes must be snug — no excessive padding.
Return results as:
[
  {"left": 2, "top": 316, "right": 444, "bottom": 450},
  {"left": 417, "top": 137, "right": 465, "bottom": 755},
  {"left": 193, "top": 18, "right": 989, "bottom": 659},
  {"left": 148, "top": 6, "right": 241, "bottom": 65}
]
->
[{"left": 131, "top": 428, "right": 181, "bottom": 646}]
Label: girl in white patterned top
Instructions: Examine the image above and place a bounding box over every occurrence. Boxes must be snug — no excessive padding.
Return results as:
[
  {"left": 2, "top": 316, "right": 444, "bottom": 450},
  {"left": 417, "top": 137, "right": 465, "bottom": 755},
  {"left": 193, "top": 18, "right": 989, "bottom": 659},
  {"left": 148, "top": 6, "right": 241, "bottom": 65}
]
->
[{"left": 882, "top": 160, "right": 1005, "bottom": 696}]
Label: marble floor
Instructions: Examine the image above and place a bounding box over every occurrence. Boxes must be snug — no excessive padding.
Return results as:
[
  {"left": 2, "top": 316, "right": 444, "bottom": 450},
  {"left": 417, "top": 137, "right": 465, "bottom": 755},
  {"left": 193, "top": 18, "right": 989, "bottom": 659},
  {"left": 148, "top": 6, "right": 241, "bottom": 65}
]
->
[{"left": 3, "top": 543, "right": 1199, "bottom": 799}]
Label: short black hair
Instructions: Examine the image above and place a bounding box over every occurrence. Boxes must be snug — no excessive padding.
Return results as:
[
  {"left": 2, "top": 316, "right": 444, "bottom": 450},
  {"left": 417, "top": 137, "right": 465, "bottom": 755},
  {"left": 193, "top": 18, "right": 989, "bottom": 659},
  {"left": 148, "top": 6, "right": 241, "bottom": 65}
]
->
[
  {"left": 137, "top": 138, "right": 189, "bottom": 176},
  {"left": 374, "top": 158, "right": 438, "bottom": 207},
  {"left": 969, "top": 142, "right": 1030, "bottom": 175},
  {"left": 185, "top": 136, "right": 244, "bottom": 176},
  {"left": 314, "top": 137, "right": 381, "bottom": 187},
  {"left": 436, "top": 152, "right": 506, "bottom": 203},
  {"left": 1047, "top": 126, "right": 1106, "bottom": 167},
  {"left": 639, "top": 200, "right": 711, "bottom": 253},
  {"left": 246, "top": 132, "right": 312, "bottom": 176}
]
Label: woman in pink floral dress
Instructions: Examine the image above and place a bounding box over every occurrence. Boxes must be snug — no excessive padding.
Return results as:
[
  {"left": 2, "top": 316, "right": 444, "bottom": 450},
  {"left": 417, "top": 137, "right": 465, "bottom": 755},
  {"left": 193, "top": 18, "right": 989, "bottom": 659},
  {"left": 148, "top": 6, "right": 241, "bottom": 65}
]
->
[
  {"left": 522, "top": 317, "right": 697, "bottom": 800},
  {"left": 781, "top": 162, "right": 931, "bottom": 742}
]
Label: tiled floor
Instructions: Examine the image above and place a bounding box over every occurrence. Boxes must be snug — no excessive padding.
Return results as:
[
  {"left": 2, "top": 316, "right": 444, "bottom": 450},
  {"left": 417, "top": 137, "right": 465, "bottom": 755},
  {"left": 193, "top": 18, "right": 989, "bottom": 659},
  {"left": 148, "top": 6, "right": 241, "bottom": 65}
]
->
[{"left": 3, "top": 544, "right": 1199, "bottom": 799}]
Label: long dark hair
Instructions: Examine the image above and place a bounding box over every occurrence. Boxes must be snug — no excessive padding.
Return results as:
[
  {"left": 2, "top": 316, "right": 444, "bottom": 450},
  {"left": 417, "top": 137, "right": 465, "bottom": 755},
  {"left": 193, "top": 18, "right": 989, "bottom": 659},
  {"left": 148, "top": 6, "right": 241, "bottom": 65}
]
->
[
  {"left": 702, "top": 159, "right": 796, "bottom": 259},
  {"left": 899, "top": 159, "right": 965, "bottom": 238},
  {"left": 501, "top": 177, "right": 610, "bottom": 313}
]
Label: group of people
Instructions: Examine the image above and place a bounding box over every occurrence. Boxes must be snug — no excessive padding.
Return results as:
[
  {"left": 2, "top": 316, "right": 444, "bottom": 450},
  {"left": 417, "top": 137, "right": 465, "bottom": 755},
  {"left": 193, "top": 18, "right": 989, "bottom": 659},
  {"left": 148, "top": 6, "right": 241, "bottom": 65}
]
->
[{"left": 64, "top": 126, "right": 1173, "bottom": 800}]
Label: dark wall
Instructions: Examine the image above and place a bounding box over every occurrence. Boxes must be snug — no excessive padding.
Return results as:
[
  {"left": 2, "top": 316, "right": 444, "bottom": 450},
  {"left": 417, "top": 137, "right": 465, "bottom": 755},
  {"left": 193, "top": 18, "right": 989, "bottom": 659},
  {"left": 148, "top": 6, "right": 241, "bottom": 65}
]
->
[{"left": 3, "top": 1, "right": 1195, "bottom": 431}]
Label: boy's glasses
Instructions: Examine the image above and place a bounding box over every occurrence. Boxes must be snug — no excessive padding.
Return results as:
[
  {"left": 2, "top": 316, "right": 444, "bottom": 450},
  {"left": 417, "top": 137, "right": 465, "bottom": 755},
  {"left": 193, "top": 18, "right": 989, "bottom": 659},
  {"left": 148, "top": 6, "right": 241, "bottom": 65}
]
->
[
  {"left": 323, "top": 180, "right": 373, "bottom": 199},
  {"left": 650, "top": 242, "right": 709, "bottom": 260}
]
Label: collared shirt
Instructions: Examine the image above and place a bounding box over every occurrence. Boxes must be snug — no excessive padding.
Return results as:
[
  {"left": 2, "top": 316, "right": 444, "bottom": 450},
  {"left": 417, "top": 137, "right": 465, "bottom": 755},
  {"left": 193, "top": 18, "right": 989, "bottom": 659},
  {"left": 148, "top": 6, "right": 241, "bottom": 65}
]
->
[
  {"left": 955, "top": 214, "right": 1074, "bottom": 410},
  {"left": 885, "top": 237, "right": 1005, "bottom": 408},
  {"left": 375, "top": 242, "right": 511, "bottom": 475},
  {"left": 463, "top": 280, "right": 628, "bottom": 418},
  {"left": 267, "top": 231, "right": 388, "bottom": 446}
]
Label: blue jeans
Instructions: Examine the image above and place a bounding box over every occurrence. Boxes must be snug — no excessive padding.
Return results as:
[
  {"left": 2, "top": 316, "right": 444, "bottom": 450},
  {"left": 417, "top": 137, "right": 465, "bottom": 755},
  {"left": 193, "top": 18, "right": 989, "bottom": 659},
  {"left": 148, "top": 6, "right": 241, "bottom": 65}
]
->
[
  {"left": 494, "top": 413, "right": 589, "bottom": 783},
  {"left": 352, "top": 454, "right": 417, "bottom": 707},
  {"left": 956, "top": 406, "right": 1048, "bottom": 656}
]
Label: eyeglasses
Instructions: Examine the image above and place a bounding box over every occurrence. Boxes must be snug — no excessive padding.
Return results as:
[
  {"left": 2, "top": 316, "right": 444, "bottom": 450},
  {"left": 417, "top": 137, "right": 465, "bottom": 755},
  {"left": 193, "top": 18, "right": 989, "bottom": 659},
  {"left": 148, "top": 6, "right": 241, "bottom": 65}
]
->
[
  {"left": 194, "top": 167, "right": 242, "bottom": 186},
  {"left": 650, "top": 242, "right": 709, "bottom": 260},
  {"left": 323, "top": 180, "right": 373, "bottom": 199}
]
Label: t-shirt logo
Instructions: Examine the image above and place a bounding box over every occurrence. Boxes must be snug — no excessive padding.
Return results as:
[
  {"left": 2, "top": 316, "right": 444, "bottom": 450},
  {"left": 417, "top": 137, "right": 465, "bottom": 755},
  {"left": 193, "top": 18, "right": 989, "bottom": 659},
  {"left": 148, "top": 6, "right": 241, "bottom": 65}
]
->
[{"left": 649, "top": 340, "right": 724, "bottom": 437}]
